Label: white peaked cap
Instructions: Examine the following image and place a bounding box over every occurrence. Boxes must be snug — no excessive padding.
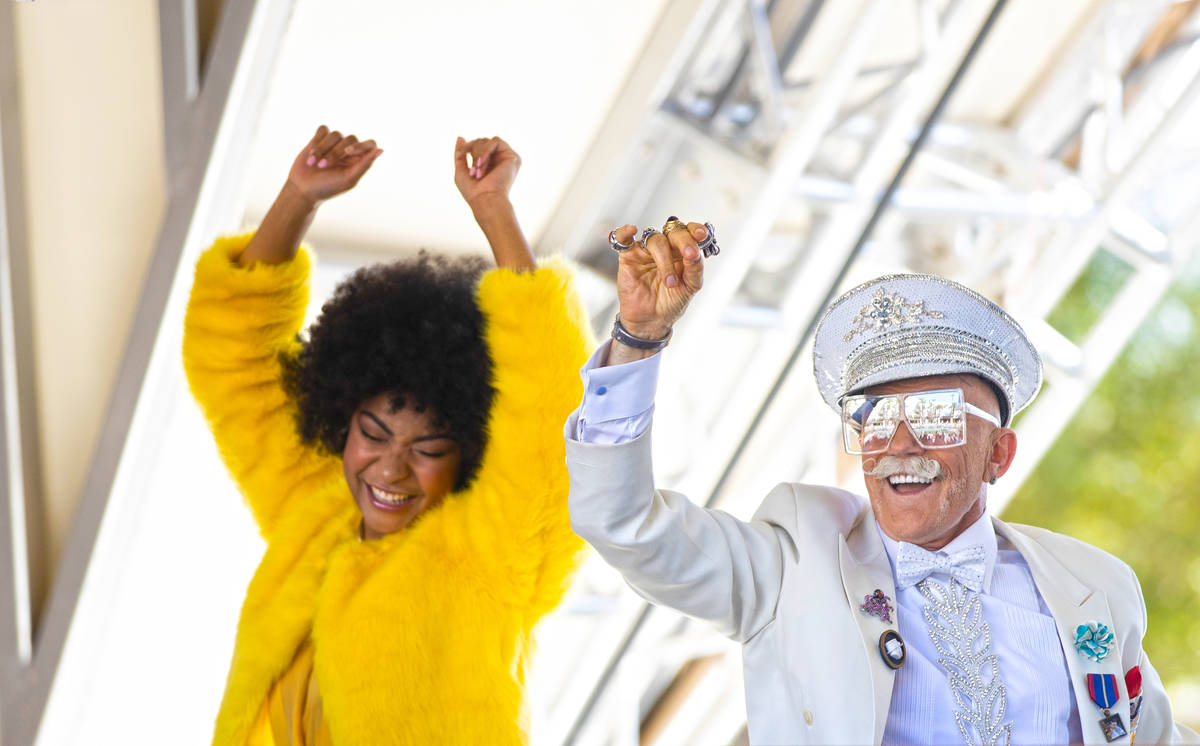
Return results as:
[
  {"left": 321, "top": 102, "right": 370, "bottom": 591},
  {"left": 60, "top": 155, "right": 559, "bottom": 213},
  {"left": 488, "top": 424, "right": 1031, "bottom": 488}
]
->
[{"left": 812, "top": 274, "right": 1043, "bottom": 426}]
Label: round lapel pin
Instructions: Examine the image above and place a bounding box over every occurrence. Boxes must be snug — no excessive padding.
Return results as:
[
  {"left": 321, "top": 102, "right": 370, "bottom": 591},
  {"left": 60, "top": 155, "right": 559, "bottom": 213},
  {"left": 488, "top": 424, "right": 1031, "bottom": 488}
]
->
[{"left": 879, "top": 629, "right": 906, "bottom": 670}]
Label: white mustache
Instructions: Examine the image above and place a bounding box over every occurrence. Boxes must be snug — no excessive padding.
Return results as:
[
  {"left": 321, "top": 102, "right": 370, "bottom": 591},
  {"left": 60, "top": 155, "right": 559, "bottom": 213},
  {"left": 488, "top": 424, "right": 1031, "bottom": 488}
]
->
[{"left": 865, "top": 455, "right": 942, "bottom": 480}]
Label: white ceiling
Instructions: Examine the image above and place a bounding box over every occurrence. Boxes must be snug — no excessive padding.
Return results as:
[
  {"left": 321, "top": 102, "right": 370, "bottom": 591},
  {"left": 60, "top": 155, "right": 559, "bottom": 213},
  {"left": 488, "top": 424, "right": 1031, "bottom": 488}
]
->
[{"left": 243, "top": 0, "right": 671, "bottom": 258}]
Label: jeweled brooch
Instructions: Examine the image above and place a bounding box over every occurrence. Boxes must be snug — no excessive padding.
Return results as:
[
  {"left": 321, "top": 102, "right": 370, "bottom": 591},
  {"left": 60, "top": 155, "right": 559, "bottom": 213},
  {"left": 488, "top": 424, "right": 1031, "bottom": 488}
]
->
[
  {"left": 860, "top": 588, "right": 894, "bottom": 623},
  {"left": 844, "top": 287, "right": 944, "bottom": 342}
]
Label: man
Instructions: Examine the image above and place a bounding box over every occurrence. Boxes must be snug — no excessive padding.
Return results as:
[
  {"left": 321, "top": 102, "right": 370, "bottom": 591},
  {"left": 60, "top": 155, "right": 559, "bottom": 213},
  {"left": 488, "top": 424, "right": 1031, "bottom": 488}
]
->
[{"left": 565, "top": 219, "right": 1197, "bottom": 745}]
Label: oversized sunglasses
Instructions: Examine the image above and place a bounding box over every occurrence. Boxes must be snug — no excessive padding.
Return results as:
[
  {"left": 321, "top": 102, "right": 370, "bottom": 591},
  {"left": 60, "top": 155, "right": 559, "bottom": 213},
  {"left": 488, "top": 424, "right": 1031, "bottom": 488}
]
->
[{"left": 840, "top": 388, "right": 1000, "bottom": 455}]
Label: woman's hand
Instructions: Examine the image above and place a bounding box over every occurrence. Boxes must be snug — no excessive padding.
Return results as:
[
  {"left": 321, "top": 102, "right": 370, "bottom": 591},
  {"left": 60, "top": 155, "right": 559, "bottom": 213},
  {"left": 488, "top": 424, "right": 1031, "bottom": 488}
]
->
[
  {"left": 454, "top": 136, "right": 520, "bottom": 211},
  {"left": 607, "top": 220, "right": 709, "bottom": 364},
  {"left": 453, "top": 136, "right": 535, "bottom": 271},
  {"left": 239, "top": 125, "right": 381, "bottom": 267},
  {"left": 288, "top": 125, "right": 383, "bottom": 206}
]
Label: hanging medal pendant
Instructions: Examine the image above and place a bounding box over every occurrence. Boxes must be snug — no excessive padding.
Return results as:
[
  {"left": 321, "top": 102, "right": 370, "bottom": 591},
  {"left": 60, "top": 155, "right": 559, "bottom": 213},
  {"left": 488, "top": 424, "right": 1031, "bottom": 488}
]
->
[
  {"left": 1098, "top": 710, "right": 1128, "bottom": 742},
  {"left": 1086, "top": 673, "right": 1128, "bottom": 742}
]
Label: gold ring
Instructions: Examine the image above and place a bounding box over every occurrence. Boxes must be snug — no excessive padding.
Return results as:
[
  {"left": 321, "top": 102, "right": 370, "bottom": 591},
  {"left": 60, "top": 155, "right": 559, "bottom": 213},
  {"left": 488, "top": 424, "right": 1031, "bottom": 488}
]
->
[{"left": 662, "top": 218, "right": 687, "bottom": 235}]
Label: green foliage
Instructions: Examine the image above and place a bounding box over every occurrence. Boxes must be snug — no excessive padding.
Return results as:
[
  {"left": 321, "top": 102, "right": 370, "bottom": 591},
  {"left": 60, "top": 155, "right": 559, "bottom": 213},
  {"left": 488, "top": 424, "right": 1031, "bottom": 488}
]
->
[
  {"left": 1044, "top": 247, "right": 1135, "bottom": 344},
  {"left": 1006, "top": 249, "right": 1200, "bottom": 696}
]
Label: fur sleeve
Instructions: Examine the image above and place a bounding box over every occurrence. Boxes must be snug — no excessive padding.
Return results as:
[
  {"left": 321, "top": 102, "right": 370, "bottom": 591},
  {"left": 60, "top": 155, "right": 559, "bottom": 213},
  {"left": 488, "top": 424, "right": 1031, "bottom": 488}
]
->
[
  {"left": 182, "top": 234, "right": 342, "bottom": 539},
  {"left": 463, "top": 258, "right": 594, "bottom": 619}
]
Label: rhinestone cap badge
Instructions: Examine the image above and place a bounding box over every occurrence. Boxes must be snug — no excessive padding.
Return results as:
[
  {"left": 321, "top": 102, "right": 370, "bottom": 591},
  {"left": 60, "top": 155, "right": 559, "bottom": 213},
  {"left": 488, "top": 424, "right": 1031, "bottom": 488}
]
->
[{"left": 844, "top": 287, "right": 944, "bottom": 342}]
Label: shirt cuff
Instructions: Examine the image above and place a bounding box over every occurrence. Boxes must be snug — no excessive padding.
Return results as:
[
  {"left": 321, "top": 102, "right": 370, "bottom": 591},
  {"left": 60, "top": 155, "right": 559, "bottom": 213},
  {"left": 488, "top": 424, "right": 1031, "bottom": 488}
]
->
[
  {"left": 568, "top": 341, "right": 662, "bottom": 444},
  {"left": 580, "top": 340, "right": 662, "bottom": 422}
]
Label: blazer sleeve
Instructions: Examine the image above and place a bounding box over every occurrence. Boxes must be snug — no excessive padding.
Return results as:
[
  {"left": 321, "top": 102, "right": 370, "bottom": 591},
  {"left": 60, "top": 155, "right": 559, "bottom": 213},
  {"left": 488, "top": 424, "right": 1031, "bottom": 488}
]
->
[
  {"left": 1124, "top": 565, "right": 1200, "bottom": 743},
  {"left": 182, "top": 234, "right": 343, "bottom": 540},
  {"left": 566, "top": 421, "right": 790, "bottom": 642},
  {"left": 460, "top": 258, "right": 594, "bottom": 619}
]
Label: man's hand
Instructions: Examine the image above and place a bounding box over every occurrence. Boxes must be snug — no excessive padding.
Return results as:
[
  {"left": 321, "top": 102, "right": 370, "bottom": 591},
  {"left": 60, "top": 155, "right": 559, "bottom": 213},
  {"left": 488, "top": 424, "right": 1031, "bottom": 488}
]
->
[
  {"left": 288, "top": 125, "right": 383, "bottom": 206},
  {"left": 607, "top": 220, "right": 710, "bottom": 364},
  {"left": 454, "top": 136, "right": 520, "bottom": 211}
]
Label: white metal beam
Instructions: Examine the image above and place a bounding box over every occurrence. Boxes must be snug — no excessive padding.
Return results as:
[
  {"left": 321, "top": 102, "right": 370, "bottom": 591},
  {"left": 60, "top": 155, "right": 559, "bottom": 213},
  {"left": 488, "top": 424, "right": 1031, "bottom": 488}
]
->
[
  {"left": 793, "top": 174, "right": 1096, "bottom": 221},
  {"left": 1013, "top": 41, "right": 1200, "bottom": 320}
]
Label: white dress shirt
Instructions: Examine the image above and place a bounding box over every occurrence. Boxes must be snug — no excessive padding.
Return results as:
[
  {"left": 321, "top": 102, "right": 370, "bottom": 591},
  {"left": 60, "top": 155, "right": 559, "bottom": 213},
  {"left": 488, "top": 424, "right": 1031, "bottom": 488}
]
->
[
  {"left": 570, "top": 342, "right": 1085, "bottom": 744},
  {"left": 879, "top": 515, "right": 1084, "bottom": 744}
]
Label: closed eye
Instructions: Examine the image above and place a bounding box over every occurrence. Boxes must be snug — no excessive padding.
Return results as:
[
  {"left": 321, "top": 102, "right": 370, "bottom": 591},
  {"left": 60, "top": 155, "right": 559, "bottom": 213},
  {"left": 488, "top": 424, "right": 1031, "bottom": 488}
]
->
[{"left": 358, "top": 424, "right": 386, "bottom": 443}]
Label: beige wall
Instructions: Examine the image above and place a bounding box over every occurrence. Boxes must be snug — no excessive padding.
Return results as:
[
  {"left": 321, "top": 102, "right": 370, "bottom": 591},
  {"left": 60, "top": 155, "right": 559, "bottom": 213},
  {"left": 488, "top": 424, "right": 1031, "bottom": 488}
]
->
[{"left": 13, "top": 0, "right": 166, "bottom": 591}]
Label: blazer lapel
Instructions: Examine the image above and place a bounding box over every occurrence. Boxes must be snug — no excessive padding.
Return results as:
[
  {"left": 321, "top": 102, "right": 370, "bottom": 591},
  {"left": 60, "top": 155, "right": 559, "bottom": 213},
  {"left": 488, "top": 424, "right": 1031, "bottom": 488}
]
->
[
  {"left": 996, "top": 520, "right": 1128, "bottom": 744},
  {"left": 838, "top": 507, "right": 900, "bottom": 745}
]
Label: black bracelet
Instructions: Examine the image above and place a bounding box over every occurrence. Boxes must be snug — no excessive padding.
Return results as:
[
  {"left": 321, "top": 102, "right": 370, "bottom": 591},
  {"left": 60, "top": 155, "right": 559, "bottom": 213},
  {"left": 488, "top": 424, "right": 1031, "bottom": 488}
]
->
[{"left": 611, "top": 314, "right": 672, "bottom": 351}]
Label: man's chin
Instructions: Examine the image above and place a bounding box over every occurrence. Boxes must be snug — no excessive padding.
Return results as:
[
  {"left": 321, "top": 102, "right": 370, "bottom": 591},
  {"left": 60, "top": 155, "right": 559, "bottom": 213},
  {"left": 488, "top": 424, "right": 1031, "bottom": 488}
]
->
[{"left": 869, "top": 486, "right": 946, "bottom": 541}]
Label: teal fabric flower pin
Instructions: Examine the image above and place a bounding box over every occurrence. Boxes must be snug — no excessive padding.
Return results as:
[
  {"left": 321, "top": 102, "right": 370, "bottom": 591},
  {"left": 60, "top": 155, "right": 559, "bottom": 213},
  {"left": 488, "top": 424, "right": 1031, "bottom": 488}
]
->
[{"left": 1074, "top": 620, "right": 1115, "bottom": 662}]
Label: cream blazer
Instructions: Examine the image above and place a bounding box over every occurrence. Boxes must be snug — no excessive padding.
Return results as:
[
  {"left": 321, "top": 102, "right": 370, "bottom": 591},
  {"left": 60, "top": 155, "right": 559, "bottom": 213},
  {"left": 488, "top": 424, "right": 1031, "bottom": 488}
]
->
[{"left": 565, "top": 421, "right": 1198, "bottom": 745}]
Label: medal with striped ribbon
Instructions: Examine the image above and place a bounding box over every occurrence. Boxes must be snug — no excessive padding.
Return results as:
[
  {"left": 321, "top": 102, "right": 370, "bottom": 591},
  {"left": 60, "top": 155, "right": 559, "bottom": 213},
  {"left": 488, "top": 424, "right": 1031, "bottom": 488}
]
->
[{"left": 1086, "top": 673, "right": 1128, "bottom": 742}]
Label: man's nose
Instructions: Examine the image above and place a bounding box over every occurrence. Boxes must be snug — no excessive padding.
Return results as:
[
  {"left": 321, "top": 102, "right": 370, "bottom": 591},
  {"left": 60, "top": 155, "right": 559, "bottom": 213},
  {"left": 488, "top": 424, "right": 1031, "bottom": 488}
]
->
[{"left": 886, "top": 418, "right": 925, "bottom": 455}]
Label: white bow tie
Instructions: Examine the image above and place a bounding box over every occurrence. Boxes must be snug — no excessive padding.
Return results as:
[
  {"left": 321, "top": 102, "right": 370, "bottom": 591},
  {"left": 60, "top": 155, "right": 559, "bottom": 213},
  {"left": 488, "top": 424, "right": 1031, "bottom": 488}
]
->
[{"left": 895, "top": 542, "right": 987, "bottom": 592}]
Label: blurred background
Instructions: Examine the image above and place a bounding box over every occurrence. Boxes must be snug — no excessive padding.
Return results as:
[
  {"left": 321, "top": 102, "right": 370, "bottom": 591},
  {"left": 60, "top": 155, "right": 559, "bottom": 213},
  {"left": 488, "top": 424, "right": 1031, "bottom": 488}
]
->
[{"left": 2, "top": 0, "right": 1200, "bottom": 743}]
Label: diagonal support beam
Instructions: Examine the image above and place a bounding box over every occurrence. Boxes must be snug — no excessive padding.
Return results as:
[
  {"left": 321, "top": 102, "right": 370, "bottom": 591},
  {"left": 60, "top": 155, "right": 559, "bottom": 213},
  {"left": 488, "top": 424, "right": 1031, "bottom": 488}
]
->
[{"left": 0, "top": 0, "right": 46, "bottom": 678}]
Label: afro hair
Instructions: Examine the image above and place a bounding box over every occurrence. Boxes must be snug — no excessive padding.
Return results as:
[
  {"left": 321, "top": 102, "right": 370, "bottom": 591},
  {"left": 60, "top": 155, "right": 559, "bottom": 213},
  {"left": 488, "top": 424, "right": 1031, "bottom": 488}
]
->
[{"left": 280, "top": 251, "right": 494, "bottom": 491}]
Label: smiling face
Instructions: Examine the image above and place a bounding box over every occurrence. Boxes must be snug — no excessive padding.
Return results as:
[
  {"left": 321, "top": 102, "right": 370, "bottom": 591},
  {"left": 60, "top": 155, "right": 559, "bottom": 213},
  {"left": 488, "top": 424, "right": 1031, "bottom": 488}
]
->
[
  {"left": 342, "top": 391, "right": 463, "bottom": 540},
  {"left": 859, "top": 374, "right": 1017, "bottom": 550}
]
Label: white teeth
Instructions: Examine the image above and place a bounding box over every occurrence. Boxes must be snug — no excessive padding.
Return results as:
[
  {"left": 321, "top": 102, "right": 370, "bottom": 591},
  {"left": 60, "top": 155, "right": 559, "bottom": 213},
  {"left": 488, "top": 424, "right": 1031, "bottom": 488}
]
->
[
  {"left": 370, "top": 485, "right": 413, "bottom": 505},
  {"left": 888, "top": 474, "right": 933, "bottom": 486}
]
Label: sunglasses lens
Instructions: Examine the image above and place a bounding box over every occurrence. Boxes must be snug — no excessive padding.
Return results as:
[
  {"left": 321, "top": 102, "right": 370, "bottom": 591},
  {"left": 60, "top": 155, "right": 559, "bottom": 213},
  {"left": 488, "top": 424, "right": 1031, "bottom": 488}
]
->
[
  {"left": 842, "top": 389, "right": 969, "bottom": 453},
  {"left": 842, "top": 395, "right": 901, "bottom": 454},
  {"left": 904, "top": 390, "right": 966, "bottom": 448}
]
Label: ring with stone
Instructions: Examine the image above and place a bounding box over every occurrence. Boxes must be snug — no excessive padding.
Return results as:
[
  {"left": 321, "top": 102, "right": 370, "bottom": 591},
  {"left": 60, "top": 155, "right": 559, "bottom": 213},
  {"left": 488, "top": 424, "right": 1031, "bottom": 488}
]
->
[
  {"left": 662, "top": 216, "right": 688, "bottom": 235},
  {"left": 697, "top": 221, "right": 720, "bottom": 257},
  {"left": 608, "top": 229, "right": 634, "bottom": 252}
]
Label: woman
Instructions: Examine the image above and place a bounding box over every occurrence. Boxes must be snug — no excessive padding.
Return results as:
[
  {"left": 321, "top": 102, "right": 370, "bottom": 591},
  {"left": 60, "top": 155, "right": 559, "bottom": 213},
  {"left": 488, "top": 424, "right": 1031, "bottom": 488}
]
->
[{"left": 183, "top": 126, "right": 592, "bottom": 744}]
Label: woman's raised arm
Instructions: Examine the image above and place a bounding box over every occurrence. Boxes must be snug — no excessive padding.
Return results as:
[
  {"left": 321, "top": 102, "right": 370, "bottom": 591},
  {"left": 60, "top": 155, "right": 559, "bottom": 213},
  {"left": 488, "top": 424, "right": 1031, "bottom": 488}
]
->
[
  {"left": 454, "top": 136, "right": 536, "bottom": 272},
  {"left": 239, "top": 125, "right": 383, "bottom": 267},
  {"left": 184, "top": 125, "right": 380, "bottom": 538}
]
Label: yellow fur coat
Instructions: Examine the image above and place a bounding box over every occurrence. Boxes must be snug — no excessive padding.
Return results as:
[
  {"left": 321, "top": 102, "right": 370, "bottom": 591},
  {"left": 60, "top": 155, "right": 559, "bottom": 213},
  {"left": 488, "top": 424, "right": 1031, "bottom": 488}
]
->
[{"left": 183, "top": 234, "right": 592, "bottom": 745}]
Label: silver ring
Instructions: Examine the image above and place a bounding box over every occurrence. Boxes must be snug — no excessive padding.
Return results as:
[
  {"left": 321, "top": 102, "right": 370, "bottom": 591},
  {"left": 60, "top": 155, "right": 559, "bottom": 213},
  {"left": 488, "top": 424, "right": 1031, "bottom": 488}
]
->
[
  {"left": 608, "top": 229, "right": 633, "bottom": 252},
  {"left": 640, "top": 227, "right": 662, "bottom": 247},
  {"left": 697, "top": 221, "right": 720, "bottom": 257}
]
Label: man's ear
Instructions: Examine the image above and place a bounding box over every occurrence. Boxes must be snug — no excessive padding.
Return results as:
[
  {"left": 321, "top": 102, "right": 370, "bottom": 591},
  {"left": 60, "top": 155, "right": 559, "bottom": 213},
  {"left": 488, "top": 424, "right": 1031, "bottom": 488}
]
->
[{"left": 989, "top": 428, "right": 1018, "bottom": 482}]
